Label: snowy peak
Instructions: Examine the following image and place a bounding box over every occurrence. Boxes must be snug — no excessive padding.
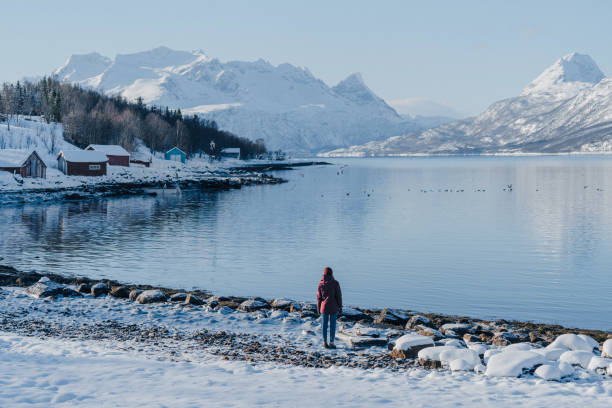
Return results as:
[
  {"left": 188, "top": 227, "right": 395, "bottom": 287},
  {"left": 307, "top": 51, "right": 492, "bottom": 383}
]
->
[
  {"left": 333, "top": 73, "right": 380, "bottom": 104},
  {"left": 521, "top": 52, "right": 605, "bottom": 99},
  {"left": 54, "top": 52, "right": 112, "bottom": 82}
]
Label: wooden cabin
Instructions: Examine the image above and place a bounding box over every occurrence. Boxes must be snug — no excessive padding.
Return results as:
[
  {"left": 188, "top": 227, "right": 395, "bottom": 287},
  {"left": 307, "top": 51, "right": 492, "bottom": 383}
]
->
[
  {"left": 57, "top": 150, "right": 108, "bottom": 176},
  {"left": 0, "top": 149, "right": 47, "bottom": 178},
  {"left": 86, "top": 144, "right": 130, "bottom": 167},
  {"left": 220, "top": 147, "right": 241, "bottom": 159},
  {"left": 165, "top": 147, "right": 186, "bottom": 164},
  {"left": 130, "top": 152, "right": 152, "bottom": 168}
]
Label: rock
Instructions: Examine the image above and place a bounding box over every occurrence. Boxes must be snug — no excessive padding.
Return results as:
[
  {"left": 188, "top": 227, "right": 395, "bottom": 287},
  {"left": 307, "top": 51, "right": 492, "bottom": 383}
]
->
[
  {"left": 185, "top": 294, "right": 204, "bottom": 305},
  {"left": 25, "top": 277, "right": 65, "bottom": 298},
  {"left": 289, "top": 303, "right": 303, "bottom": 313},
  {"left": 170, "top": 293, "right": 187, "bottom": 302},
  {"left": 271, "top": 298, "right": 297, "bottom": 311},
  {"left": 251, "top": 296, "right": 268, "bottom": 304},
  {"left": 534, "top": 362, "right": 574, "bottom": 381},
  {"left": 389, "top": 334, "right": 434, "bottom": 359},
  {"left": 374, "top": 308, "right": 404, "bottom": 325},
  {"left": 418, "top": 346, "right": 461, "bottom": 369},
  {"left": 463, "top": 333, "right": 481, "bottom": 343},
  {"left": 559, "top": 350, "right": 596, "bottom": 369},
  {"left": 587, "top": 356, "right": 609, "bottom": 372},
  {"left": 601, "top": 339, "right": 612, "bottom": 358},
  {"left": 91, "top": 282, "right": 109, "bottom": 297},
  {"left": 110, "top": 286, "right": 131, "bottom": 299},
  {"left": 406, "top": 315, "right": 431, "bottom": 329},
  {"left": 485, "top": 350, "right": 545, "bottom": 377},
  {"left": 548, "top": 333, "right": 596, "bottom": 352},
  {"left": 128, "top": 289, "right": 143, "bottom": 301},
  {"left": 440, "top": 323, "right": 472, "bottom": 336},
  {"left": 61, "top": 288, "right": 82, "bottom": 297},
  {"left": 416, "top": 326, "right": 445, "bottom": 340},
  {"left": 217, "top": 300, "right": 240, "bottom": 309},
  {"left": 467, "top": 343, "right": 489, "bottom": 356},
  {"left": 76, "top": 283, "right": 91, "bottom": 294},
  {"left": 444, "top": 329, "right": 460, "bottom": 338},
  {"left": 238, "top": 299, "right": 268, "bottom": 312},
  {"left": 207, "top": 299, "right": 219, "bottom": 308},
  {"left": 136, "top": 289, "right": 167, "bottom": 304},
  {"left": 492, "top": 332, "right": 519, "bottom": 346},
  {"left": 339, "top": 308, "right": 371, "bottom": 322}
]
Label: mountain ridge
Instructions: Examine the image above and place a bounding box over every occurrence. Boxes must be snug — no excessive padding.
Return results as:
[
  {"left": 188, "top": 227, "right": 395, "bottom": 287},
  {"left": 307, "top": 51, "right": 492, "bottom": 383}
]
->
[
  {"left": 321, "top": 53, "right": 612, "bottom": 156},
  {"left": 54, "top": 47, "right": 426, "bottom": 152}
]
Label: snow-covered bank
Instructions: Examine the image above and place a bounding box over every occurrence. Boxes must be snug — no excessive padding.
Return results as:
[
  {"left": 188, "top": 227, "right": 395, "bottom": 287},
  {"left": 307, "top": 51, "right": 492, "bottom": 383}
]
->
[
  {"left": 2, "top": 332, "right": 612, "bottom": 407},
  {"left": 1, "top": 271, "right": 612, "bottom": 406}
]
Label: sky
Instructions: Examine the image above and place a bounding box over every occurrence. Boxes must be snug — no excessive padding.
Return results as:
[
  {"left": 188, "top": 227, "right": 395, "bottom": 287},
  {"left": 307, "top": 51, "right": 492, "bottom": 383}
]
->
[{"left": 1, "top": 0, "right": 611, "bottom": 117}]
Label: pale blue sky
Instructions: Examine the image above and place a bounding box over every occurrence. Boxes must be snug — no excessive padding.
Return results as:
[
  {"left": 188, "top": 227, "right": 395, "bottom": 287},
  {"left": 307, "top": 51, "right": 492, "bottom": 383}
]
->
[{"left": 2, "top": 0, "right": 610, "bottom": 115}]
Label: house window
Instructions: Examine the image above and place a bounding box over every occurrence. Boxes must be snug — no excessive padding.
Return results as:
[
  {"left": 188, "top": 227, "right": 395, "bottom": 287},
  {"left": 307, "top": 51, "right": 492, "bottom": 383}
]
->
[{"left": 89, "top": 164, "right": 101, "bottom": 170}]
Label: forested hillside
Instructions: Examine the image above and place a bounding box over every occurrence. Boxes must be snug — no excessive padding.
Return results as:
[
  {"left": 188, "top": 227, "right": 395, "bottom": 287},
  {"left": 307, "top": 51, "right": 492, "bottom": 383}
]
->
[{"left": 0, "top": 78, "right": 266, "bottom": 157}]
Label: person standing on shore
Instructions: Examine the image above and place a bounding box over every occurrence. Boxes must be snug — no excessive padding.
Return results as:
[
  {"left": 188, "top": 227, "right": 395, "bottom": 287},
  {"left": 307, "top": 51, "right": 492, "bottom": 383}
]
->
[{"left": 317, "top": 267, "right": 342, "bottom": 349}]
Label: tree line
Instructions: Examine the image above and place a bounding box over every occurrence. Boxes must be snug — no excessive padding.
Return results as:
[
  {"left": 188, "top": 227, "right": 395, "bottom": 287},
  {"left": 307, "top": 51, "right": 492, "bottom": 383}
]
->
[{"left": 0, "top": 78, "right": 266, "bottom": 158}]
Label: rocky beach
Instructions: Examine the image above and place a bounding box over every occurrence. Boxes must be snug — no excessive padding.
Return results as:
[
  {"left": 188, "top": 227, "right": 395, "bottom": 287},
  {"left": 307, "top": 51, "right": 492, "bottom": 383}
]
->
[{"left": 1, "top": 265, "right": 610, "bottom": 375}]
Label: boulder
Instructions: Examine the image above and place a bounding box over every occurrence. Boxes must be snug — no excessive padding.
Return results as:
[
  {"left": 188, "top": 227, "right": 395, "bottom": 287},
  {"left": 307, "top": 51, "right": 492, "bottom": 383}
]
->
[
  {"left": 547, "top": 333, "right": 596, "bottom": 352},
  {"left": 418, "top": 345, "right": 461, "bottom": 368},
  {"left": 440, "top": 323, "right": 472, "bottom": 336},
  {"left": 170, "top": 293, "right": 187, "bottom": 302},
  {"left": 492, "top": 332, "right": 519, "bottom": 346},
  {"left": 76, "top": 283, "right": 91, "bottom": 294},
  {"left": 297, "top": 303, "right": 317, "bottom": 318},
  {"left": 406, "top": 315, "right": 431, "bottom": 329},
  {"left": 25, "top": 277, "right": 68, "bottom": 298},
  {"left": 389, "top": 333, "right": 434, "bottom": 359},
  {"left": 136, "top": 289, "right": 167, "bottom": 304},
  {"left": 559, "top": 350, "right": 596, "bottom": 369},
  {"left": 110, "top": 286, "right": 131, "bottom": 299},
  {"left": 601, "top": 339, "right": 612, "bottom": 358},
  {"left": 463, "top": 333, "right": 481, "bottom": 343},
  {"left": 485, "top": 350, "right": 545, "bottom": 377},
  {"left": 339, "top": 308, "right": 371, "bottom": 322},
  {"left": 128, "top": 289, "right": 143, "bottom": 301},
  {"left": 217, "top": 300, "right": 240, "bottom": 309},
  {"left": 185, "top": 294, "right": 204, "bottom": 305},
  {"left": 587, "top": 356, "right": 609, "bottom": 372},
  {"left": 91, "top": 282, "right": 109, "bottom": 298},
  {"left": 417, "top": 326, "right": 445, "bottom": 340},
  {"left": 238, "top": 299, "right": 268, "bottom": 312},
  {"left": 374, "top": 308, "right": 404, "bottom": 325},
  {"left": 271, "top": 298, "right": 297, "bottom": 311},
  {"left": 534, "top": 362, "right": 574, "bottom": 381}
]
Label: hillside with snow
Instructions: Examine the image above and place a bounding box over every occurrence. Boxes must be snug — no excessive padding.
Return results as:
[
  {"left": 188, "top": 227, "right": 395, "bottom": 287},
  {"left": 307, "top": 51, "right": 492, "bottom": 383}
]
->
[
  {"left": 53, "top": 47, "right": 428, "bottom": 152},
  {"left": 321, "top": 53, "right": 612, "bottom": 156}
]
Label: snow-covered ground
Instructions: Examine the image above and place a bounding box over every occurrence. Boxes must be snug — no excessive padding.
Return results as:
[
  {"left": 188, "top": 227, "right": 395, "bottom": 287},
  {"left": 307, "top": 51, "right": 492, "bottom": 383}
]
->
[
  {"left": 3, "top": 332, "right": 612, "bottom": 407},
  {"left": 1, "top": 282, "right": 612, "bottom": 407}
]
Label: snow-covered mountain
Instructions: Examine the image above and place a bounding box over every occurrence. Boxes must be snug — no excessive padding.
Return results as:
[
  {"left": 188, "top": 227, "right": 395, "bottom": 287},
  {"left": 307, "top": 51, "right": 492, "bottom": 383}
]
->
[
  {"left": 54, "top": 47, "right": 425, "bottom": 152},
  {"left": 322, "top": 52, "right": 612, "bottom": 156}
]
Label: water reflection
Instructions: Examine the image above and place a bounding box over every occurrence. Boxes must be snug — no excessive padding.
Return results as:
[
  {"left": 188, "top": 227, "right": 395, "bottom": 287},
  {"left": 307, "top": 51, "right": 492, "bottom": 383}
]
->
[{"left": 0, "top": 156, "right": 611, "bottom": 329}]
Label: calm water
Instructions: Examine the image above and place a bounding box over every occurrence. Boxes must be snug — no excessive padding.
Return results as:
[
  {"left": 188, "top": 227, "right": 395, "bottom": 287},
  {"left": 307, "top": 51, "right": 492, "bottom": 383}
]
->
[{"left": 1, "top": 156, "right": 611, "bottom": 330}]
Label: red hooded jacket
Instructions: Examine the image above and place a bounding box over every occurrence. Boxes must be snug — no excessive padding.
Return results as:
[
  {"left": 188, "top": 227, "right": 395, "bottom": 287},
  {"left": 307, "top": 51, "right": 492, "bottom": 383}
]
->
[{"left": 317, "top": 274, "right": 342, "bottom": 315}]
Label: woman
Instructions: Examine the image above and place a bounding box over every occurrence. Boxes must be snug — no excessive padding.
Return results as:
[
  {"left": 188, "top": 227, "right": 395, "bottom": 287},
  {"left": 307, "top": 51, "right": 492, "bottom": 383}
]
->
[{"left": 317, "top": 267, "right": 342, "bottom": 349}]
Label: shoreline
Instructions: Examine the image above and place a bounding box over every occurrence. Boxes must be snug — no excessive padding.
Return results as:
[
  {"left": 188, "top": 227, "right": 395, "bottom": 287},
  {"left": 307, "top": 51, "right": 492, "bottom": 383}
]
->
[{"left": 2, "top": 265, "right": 609, "bottom": 343}]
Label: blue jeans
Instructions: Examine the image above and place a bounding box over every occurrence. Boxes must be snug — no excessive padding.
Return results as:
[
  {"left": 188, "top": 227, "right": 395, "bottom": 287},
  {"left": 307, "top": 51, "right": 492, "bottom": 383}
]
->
[{"left": 322, "top": 313, "right": 337, "bottom": 344}]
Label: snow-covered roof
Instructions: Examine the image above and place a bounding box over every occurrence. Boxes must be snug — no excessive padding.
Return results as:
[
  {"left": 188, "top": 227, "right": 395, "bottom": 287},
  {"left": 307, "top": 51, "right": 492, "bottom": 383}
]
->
[
  {"left": 58, "top": 150, "right": 109, "bottom": 163},
  {"left": 0, "top": 149, "right": 39, "bottom": 168},
  {"left": 86, "top": 144, "right": 130, "bottom": 156},
  {"left": 166, "top": 146, "right": 185, "bottom": 155},
  {"left": 221, "top": 147, "right": 240, "bottom": 154}
]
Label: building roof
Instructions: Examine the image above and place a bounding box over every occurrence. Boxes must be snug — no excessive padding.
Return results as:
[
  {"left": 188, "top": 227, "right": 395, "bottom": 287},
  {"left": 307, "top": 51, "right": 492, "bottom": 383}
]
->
[
  {"left": 58, "top": 150, "right": 109, "bottom": 163},
  {"left": 221, "top": 147, "right": 241, "bottom": 154},
  {"left": 0, "top": 149, "right": 41, "bottom": 168},
  {"left": 166, "top": 146, "right": 186, "bottom": 155},
  {"left": 86, "top": 144, "right": 130, "bottom": 156}
]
